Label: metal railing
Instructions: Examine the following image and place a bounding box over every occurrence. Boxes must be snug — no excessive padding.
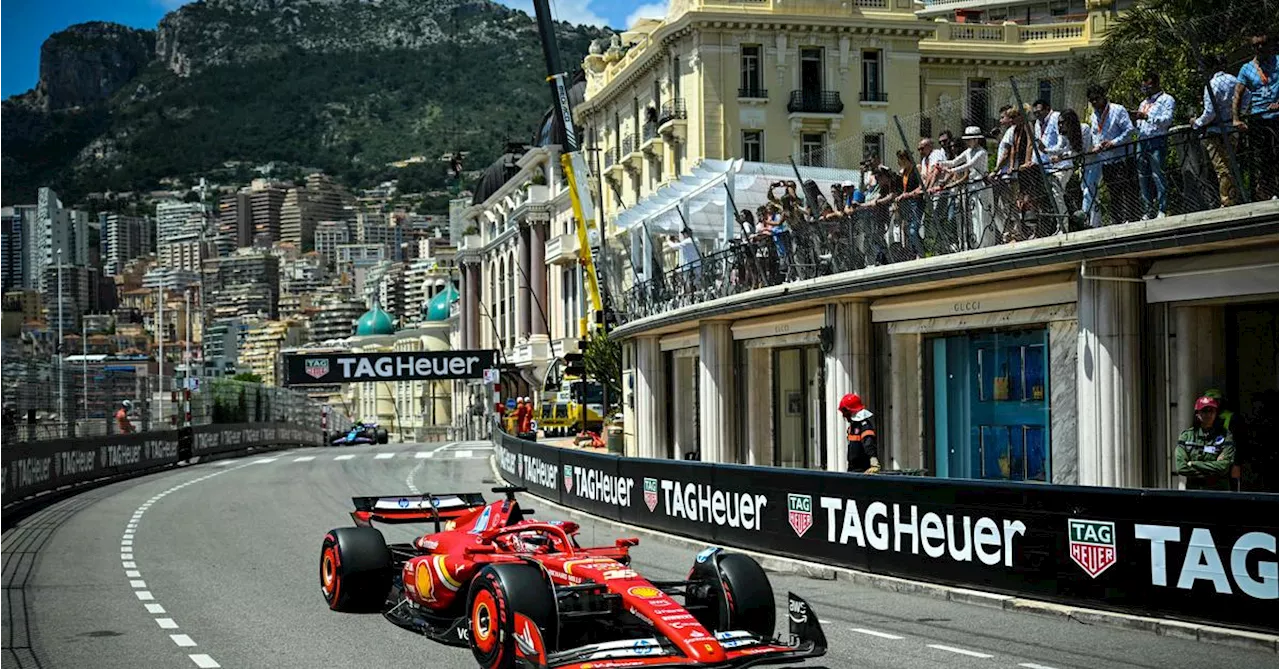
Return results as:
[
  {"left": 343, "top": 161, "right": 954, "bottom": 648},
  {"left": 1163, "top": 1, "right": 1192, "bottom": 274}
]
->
[
  {"left": 738, "top": 87, "right": 769, "bottom": 99},
  {"left": 622, "top": 134, "right": 636, "bottom": 156},
  {"left": 642, "top": 121, "right": 658, "bottom": 143},
  {"left": 787, "top": 90, "right": 844, "bottom": 114},
  {"left": 860, "top": 90, "right": 889, "bottom": 103},
  {"left": 659, "top": 99, "right": 687, "bottom": 125},
  {"left": 620, "top": 124, "right": 1276, "bottom": 323},
  {"left": 1, "top": 355, "right": 348, "bottom": 443}
]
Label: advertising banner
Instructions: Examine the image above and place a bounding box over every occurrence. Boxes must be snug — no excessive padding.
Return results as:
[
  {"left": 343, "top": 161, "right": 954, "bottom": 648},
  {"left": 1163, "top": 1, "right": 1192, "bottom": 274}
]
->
[
  {"left": 2, "top": 431, "right": 181, "bottom": 506},
  {"left": 283, "top": 350, "right": 498, "bottom": 386},
  {"left": 492, "top": 432, "right": 1279, "bottom": 633}
]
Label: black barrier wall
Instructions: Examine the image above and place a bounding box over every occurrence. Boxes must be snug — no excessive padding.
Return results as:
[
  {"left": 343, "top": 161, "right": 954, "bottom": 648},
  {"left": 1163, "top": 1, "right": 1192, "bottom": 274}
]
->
[
  {"left": 3, "top": 423, "right": 324, "bottom": 508},
  {"left": 493, "top": 433, "right": 1279, "bottom": 633}
]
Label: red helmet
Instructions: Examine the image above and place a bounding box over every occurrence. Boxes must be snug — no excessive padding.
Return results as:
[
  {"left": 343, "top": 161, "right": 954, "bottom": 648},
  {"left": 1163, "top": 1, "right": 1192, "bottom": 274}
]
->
[
  {"left": 1194, "top": 396, "right": 1219, "bottom": 412},
  {"left": 838, "top": 393, "right": 864, "bottom": 415}
]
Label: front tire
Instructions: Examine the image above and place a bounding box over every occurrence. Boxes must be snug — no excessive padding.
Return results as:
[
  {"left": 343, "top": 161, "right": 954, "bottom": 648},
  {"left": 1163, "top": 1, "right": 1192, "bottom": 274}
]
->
[
  {"left": 320, "top": 527, "right": 392, "bottom": 612},
  {"left": 466, "top": 564, "right": 557, "bottom": 669},
  {"left": 687, "top": 552, "right": 776, "bottom": 638}
]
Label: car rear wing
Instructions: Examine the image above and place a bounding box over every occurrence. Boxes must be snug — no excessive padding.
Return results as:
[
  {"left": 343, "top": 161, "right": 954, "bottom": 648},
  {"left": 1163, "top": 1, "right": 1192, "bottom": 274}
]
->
[{"left": 350, "top": 492, "right": 487, "bottom": 531}]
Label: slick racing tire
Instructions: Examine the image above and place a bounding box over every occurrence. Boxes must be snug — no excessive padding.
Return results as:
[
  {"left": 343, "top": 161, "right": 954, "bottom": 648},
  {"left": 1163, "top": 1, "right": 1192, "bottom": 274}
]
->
[
  {"left": 688, "top": 553, "right": 776, "bottom": 639},
  {"left": 375, "top": 428, "right": 389, "bottom": 444},
  {"left": 320, "top": 527, "right": 392, "bottom": 612},
  {"left": 466, "top": 564, "right": 557, "bottom": 669}
]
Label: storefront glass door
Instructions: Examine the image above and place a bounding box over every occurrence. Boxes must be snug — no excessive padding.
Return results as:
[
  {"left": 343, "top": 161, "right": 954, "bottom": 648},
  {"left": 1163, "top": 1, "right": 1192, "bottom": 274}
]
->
[
  {"left": 931, "top": 329, "right": 1050, "bottom": 481},
  {"left": 772, "top": 346, "right": 824, "bottom": 469}
]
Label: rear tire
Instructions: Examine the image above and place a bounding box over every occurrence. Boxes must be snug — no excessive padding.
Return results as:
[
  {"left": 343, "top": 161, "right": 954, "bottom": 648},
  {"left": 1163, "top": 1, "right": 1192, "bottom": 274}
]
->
[
  {"left": 320, "top": 527, "right": 392, "bottom": 612},
  {"left": 687, "top": 552, "right": 776, "bottom": 639},
  {"left": 466, "top": 564, "right": 557, "bottom": 669},
  {"left": 376, "top": 428, "right": 389, "bottom": 444}
]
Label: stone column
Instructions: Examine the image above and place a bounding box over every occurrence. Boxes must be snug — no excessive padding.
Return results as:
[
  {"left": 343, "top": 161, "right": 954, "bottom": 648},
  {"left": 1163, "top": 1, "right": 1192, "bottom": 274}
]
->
[
  {"left": 634, "top": 336, "right": 664, "bottom": 459},
  {"left": 1077, "top": 260, "right": 1144, "bottom": 487},
  {"left": 464, "top": 262, "right": 481, "bottom": 349},
  {"left": 824, "top": 301, "right": 872, "bottom": 472},
  {"left": 888, "top": 332, "right": 924, "bottom": 471},
  {"left": 517, "top": 223, "right": 531, "bottom": 341},
  {"left": 745, "top": 347, "right": 772, "bottom": 466},
  {"left": 698, "top": 322, "right": 735, "bottom": 463},
  {"left": 529, "top": 221, "right": 548, "bottom": 337}
]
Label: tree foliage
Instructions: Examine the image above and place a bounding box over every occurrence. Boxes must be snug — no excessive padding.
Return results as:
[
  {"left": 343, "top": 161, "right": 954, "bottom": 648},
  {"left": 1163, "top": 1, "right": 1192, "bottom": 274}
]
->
[
  {"left": 584, "top": 328, "right": 621, "bottom": 418},
  {"left": 1085, "top": 0, "right": 1276, "bottom": 109}
]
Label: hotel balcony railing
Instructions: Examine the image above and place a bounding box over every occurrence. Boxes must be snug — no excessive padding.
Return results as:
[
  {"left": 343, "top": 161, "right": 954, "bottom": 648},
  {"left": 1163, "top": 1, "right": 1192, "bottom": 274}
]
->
[
  {"left": 642, "top": 121, "right": 658, "bottom": 143},
  {"left": 787, "top": 90, "right": 844, "bottom": 114},
  {"left": 658, "top": 99, "right": 687, "bottom": 125},
  {"left": 738, "top": 87, "right": 768, "bottom": 99},
  {"left": 622, "top": 134, "right": 637, "bottom": 156},
  {"left": 617, "top": 125, "right": 1275, "bottom": 325},
  {"left": 859, "top": 90, "right": 889, "bottom": 103}
]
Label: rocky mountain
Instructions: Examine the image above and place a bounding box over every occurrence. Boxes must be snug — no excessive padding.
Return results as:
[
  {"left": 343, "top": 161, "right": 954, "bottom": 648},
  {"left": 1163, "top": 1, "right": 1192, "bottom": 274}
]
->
[{"left": 1, "top": 0, "right": 609, "bottom": 205}]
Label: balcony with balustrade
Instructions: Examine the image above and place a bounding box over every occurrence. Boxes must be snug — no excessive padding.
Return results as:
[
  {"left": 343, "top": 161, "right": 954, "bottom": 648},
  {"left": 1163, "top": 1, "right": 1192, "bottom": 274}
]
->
[
  {"left": 658, "top": 99, "right": 688, "bottom": 143},
  {"left": 921, "top": 16, "right": 1099, "bottom": 57}
]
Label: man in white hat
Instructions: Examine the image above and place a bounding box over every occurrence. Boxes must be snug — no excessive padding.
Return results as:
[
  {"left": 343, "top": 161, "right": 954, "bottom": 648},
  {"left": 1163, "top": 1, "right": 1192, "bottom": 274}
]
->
[{"left": 937, "top": 125, "right": 992, "bottom": 248}]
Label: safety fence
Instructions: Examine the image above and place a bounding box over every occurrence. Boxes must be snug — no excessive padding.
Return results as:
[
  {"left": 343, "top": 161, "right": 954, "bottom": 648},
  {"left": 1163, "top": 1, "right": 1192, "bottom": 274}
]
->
[
  {"left": 2, "top": 423, "right": 326, "bottom": 515},
  {"left": 1, "top": 352, "right": 343, "bottom": 442},
  {"left": 621, "top": 123, "right": 1275, "bottom": 322},
  {"left": 492, "top": 431, "right": 1278, "bottom": 633}
]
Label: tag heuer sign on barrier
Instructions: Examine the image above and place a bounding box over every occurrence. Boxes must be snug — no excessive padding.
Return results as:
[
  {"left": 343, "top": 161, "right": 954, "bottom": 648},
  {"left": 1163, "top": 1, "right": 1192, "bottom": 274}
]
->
[
  {"left": 1068, "top": 519, "right": 1117, "bottom": 578},
  {"left": 788, "top": 493, "right": 813, "bottom": 538},
  {"left": 643, "top": 478, "right": 659, "bottom": 512}
]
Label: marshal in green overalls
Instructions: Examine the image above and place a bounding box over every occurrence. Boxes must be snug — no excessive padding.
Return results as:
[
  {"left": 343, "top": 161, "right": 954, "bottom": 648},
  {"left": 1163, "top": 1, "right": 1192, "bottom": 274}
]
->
[{"left": 1175, "top": 396, "right": 1236, "bottom": 491}]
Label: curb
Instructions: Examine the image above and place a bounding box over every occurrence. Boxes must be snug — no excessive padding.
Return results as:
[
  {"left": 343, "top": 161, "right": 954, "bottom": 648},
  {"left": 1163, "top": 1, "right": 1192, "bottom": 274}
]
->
[{"left": 488, "top": 455, "right": 1278, "bottom": 653}]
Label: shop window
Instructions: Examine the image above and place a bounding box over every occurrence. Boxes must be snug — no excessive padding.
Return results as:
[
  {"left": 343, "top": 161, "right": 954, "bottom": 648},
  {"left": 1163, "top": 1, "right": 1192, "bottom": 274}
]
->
[{"left": 929, "top": 328, "right": 1050, "bottom": 481}]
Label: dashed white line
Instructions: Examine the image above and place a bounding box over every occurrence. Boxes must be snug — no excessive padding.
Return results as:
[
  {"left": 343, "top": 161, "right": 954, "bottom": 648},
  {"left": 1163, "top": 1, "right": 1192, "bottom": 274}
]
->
[
  {"left": 170, "top": 634, "right": 197, "bottom": 647},
  {"left": 156, "top": 618, "right": 179, "bottom": 629},
  {"left": 123, "top": 561, "right": 137, "bottom": 569},
  {"left": 189, "top": 653, "right": 222, "bottom": 668},
  {"left": 927, "top": 644, "right": 993, "bottom": 659},
  {"left": 454, "top": 450, "right": 474, "bottom": 459},
  {"left": 126, "top": 570, "right": 142, "bottom": 578},
  {"left": 334, "top": 454, "right": 355, "bottom": 461},
  {"left": 375, "top": 453, "right": 395, "bottom": 459},
  {"left": 851, "top": 627, "right": 905, "bottom": 640},
  {"left": 1019, "top": 664, "right": 1060, "bottom": 669},
  {"left": 145, "top": 603, "right": 166, "bottom": 614},
  {"left": 135, "top": 591, "right": 154, "bottom": 601},
  {"left": 253, "top": 457, "right": 278, "bottom": 464},
  {"left": 292, "top": 456, "right": 315, "bottom": 462},
  {"left": 130, "top": 580, "right": 147, "bottom": 588},
  {"left": 414, "top": 451, "right": 434, "bottom": 459}
]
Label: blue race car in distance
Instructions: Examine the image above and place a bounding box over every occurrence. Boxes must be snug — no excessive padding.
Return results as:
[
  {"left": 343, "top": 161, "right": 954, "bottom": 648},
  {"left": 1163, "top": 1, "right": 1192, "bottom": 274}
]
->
[{"left": 332, "top": 420, "right": 389, "bottom": 446}]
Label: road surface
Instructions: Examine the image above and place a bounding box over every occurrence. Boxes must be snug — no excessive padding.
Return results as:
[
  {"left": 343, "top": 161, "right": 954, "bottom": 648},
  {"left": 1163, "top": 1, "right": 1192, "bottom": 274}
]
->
[{"left": 4, "top": 441, "right": 1275, "bottom": 669}]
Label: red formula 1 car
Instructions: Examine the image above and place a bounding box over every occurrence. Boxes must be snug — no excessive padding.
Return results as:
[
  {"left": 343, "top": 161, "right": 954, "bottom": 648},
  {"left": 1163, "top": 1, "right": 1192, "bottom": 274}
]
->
[{"left": 319, "top": 486, "right": 828, "bottom": 669}]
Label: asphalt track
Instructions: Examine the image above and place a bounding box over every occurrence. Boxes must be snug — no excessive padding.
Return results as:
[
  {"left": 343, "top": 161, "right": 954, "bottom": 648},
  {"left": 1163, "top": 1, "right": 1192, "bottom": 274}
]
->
[{"left": 4, "top": 441, "right": 1275, "bottom": 669}]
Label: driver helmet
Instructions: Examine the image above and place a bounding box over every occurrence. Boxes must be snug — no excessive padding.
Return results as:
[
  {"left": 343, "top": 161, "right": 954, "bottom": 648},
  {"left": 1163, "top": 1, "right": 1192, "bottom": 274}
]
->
[{"left": 122, "top": 400, "right": 133, "bottom": 411}]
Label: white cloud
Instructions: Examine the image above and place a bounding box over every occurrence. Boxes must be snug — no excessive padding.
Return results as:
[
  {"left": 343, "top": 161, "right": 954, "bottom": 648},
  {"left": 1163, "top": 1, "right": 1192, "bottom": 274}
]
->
[
  {"left": 493, "top": 0, "right": 611, "bottom": 28},
  {"left": 625, "top": 1, "right": 670, "bottom": 29}
]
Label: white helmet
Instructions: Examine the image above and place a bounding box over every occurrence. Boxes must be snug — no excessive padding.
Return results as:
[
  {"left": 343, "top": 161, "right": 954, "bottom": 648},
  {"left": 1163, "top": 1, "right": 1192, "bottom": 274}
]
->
[{"left": 122, "top": 400, "right": 133, "bottom": 410}]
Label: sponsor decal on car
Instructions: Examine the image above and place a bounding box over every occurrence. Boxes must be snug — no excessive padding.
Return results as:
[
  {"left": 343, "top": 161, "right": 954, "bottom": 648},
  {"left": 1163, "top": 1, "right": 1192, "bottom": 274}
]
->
[
  {"left": 469, "top": 506, "right": 494, "bottom": 535},
  {"left": 818, "top": 497, "right": 1026, "bottom": 568},
  {"left": 788, "top": 493, "right": 813, "bottom": 538},
  {"left": 696, "top": 546, "right": 720, "bottom": 563},
  {"left": 627, "top": 586, "right": 663, "bottom": 599},
  {"left": 415, "top": 560, "right": 435, "bottom": 602},
  {"left": 643, "top": 477, "right": 659, "bottom": 512},
  {"left": 1068, "top": 519, "right": 1117, "bottom": 578}
]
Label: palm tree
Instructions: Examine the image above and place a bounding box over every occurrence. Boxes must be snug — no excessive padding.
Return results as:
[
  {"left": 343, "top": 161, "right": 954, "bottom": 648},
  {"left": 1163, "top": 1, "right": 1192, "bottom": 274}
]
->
[{"left": 1087, "top": 0, "right": 1277, "bottom": 107}]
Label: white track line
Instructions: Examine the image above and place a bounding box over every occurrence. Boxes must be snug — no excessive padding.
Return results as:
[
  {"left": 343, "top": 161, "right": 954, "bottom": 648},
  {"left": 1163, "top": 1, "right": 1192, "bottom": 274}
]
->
[
  {"left": 292, "top": 456, "right": 315, "bottom": 462},
  {"left": 334, "top": 454, "right": 355, "bottom": 461},
  {"left": 121, "top": 463, "right": 254, "bottom": 669},
  {"left": 927, "top": 644, "right": 993, "bottom": 659},
  {"left": 1019, "top": 664, "right": 1060, "bottom": 669},
  {"left": 454, "top": 450, "right": 474, "bottom": 459},
  {"left": 414, "top": 451, "right": 434, "bottom": 458},
  {"left": 851, "top": 627, "right": 904, "bottom": 640},
  {"left": 253, "top": 457, "right": 278, "bottom": 464},
  {"left": 375, "top": 453, "right": 395, "bottom": 459}
]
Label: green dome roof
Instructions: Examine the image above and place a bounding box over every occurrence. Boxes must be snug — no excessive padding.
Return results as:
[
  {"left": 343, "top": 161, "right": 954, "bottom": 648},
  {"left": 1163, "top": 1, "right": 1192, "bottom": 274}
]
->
[
  {"left": 355, "top": 304, "right": 396, "bottom": 336},
  {"left": 424, "top": 284, "right": 460, "bottom": 322}
]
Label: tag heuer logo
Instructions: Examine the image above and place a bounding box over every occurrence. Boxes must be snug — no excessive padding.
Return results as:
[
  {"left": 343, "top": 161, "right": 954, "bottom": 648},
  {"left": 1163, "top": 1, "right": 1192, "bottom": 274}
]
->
[
  {"left": 1068, "top": 519, "right": 1117, "bottom": 578},
  {"left": 643, "top": 478, "right": 659, "bottom": 512},
  {"left": 305, "top": 358, "right": 329, "bottom": 379},
  {"left": 563, "top": 464, "right": 574, "bottom": 493},
  {"left": 787, "top": 494, "right": 813, "bottom": 538}
]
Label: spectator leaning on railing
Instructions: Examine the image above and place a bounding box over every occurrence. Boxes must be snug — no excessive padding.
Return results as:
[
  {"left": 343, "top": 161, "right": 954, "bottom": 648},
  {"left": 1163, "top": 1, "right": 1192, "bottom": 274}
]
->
[
  {"left": 1086, "top": 84, "right": 1141, "bottom": 225},
  {"left": 1193, "top": 53, "right": 1247, "bottom": 207},
  {"left": 1131, "top": 73, "right": 1177, "bottom": 220},
  {"left": 1233, "top": 30, "right": 1278, "bottom": 201},
  {"left": 935, "top": 126, "right": 991, "bottom": 249}
]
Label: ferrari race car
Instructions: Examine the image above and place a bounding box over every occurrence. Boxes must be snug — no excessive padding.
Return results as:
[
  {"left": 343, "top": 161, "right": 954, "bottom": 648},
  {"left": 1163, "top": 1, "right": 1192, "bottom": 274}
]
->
[
  {"left": 331, "top": 420, "right": 389, "bottom": 446},
  {"left": 319, "top": 486, "right": 828, "bottom": 668}
]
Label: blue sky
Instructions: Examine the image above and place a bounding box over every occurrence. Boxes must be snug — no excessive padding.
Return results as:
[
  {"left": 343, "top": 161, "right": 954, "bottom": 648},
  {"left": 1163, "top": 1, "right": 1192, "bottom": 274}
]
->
[{"left": 1, "top": 0, "right": 668, "bottom": 99}]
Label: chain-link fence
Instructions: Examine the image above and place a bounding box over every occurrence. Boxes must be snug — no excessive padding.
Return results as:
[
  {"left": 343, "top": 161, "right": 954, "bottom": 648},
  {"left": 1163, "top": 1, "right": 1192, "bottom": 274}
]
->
[{"left": 1, "top": 351, "right": 347, "bottom": 443}]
